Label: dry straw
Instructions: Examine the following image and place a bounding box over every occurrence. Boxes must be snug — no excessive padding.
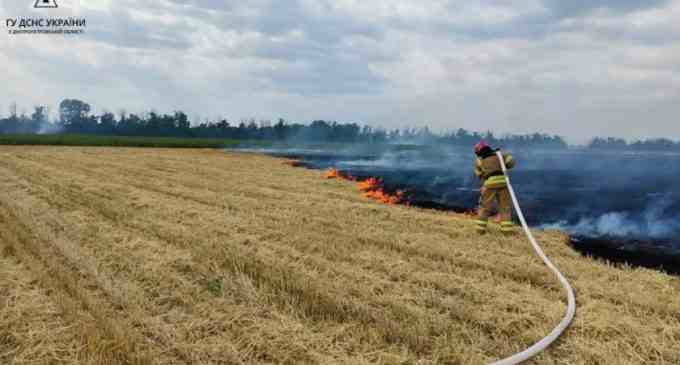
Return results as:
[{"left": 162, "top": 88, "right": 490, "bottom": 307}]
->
[{"left": 0, "top": 146, "right": 678, "bottom": 364}]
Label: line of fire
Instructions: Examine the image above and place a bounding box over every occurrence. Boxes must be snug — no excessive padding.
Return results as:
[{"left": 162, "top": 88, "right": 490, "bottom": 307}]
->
[{"left": 283, "top": 155, "right": 680, "bottom": 275}]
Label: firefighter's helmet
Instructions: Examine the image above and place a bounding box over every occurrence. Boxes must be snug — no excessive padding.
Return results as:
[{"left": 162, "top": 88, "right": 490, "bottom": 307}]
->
[{"left": 474, "top": 140, "right": 490, "bottom": 155}]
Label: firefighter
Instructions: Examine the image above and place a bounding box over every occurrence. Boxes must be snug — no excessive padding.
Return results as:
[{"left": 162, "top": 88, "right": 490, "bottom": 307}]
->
[{"left": 473, "top": 140, "right": 516, "bottom": 235}]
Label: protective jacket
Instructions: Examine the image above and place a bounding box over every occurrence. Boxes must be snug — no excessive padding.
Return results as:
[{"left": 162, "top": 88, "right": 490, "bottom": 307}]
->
[
  {"left": 474, "top": 151, "right": 515, "bottom": 188},
  {"left": 473, "top": 148, "right": 516, "bottom": 234}
]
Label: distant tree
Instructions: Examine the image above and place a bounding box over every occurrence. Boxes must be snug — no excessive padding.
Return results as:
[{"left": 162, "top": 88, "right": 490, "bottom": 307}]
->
[
  {"left": 236, "top": 121, "right": 247, "bottom": 139},
  {"left": 589, "top": 137, "right": 628, "bottom": 150},
  {"left": 28, "top": 106, "right": 48, "bottom": 132},
  {"left": 9, "top": 98, "right": 680, "bottom": 150},
  {"left": 146, "top": 111, "right": 161, "bottom": 134},
  {"left": 246, "top": 119, "right": 258, "bottom": 139},
  {"left": 175, "top": 111, "right": 190, "bottom": 132},
  {"left": 59, "top": 99, "right": 93, "bottom": 132},
  {"left": 158, "top": 113, "right": 176, "bottom": 136},
  {"left": 274, "top": 118, "right": 287, "bottom": 140},
  {"left": 30, "top": 106, "right": 47, "bottom": 124},
  {"left": 99, "top": 112, "right": 116, "bottom": 134},
  {"left": 59, "top": 99, "right": 89, "bottom": 124},
  {"left": 118, "top": 113, "right": 142, "bottom": 136}
]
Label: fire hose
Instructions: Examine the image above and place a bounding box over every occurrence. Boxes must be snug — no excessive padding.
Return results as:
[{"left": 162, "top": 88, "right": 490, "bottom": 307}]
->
[{"left": 488, "top": 151, "right": 576, "bottom": 365}]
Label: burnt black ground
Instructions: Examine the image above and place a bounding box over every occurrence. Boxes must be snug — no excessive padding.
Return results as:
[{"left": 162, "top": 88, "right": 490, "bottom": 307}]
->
[
  {"left": 237, "top": 144, "right": 680, "bottom": 274},
  {"left": 569, "top": 236, "right": 680, "bottom": 275}
]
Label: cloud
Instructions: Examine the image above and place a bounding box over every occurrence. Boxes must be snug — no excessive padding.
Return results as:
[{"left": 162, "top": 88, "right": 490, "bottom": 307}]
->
[
  {"left": 542, "top": 0, "right": 671, "bottom": 17},
  {"left": 83, "top": 8, "right": 195, "bottom": 50},
  {"left": 0, "top": 0, "right": 679, "bottom": 142}
]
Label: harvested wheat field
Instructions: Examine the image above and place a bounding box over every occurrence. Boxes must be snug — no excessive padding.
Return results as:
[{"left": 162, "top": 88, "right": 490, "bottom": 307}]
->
[{"left": 0, "top": 146, "right": 679, "bottom": 365}]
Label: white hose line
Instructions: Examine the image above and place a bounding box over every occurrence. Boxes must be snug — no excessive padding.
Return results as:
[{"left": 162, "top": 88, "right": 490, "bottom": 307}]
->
[{"left": 488, "top": 151, "right": 576, "bottom": 365}]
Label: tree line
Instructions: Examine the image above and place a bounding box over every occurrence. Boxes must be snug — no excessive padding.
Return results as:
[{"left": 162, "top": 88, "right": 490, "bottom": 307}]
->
[
  {"left": 587, "top": 137, "right": 680, "bottom": 151},
  {"left": 0, "top": 99, "right": 677, "bottom": 150}
]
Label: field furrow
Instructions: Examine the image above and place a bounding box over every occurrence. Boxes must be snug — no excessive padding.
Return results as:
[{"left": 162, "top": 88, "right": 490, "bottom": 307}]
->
[{"left": 0, "top": 147, "right": 678, "bottom": 364}]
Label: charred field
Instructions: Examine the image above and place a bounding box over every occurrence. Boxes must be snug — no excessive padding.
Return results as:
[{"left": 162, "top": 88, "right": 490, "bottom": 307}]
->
[
  {"left": 0, "top": 146, "right": 679, "bottom": 364},
  {"left": 252, "top": 143, "right": 680, "bottom": 275}
]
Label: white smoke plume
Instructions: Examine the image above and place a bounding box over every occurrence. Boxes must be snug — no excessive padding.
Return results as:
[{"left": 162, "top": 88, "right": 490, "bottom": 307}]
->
[{"left": 542, "top": 196, "right": 680, "bottom": 239}]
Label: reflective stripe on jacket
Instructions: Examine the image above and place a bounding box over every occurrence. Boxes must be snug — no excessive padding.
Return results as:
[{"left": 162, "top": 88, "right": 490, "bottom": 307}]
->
[
  {"left": 474, "top": 152, "right": 515, "bottom": 188},
  {"left": 484, "top": 175, "right": 507, "bottom": 188}
]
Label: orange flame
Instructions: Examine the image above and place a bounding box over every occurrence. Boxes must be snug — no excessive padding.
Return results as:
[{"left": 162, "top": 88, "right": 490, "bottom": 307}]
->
[
  {"left": 356, "top": 177, "right": 404, "bottom": 205},
  {"left": 280, "top": 166, "right": 474, "bottom": 214},
  {"left": 325, "top": 168, "right": 341, "bottom": 179},
  {"left": 364, "top": 189, "right": 404, "bottom": 205},
  {"left": 358, "top": 177, "right": 381, "bottom": 191},
  {"left": 325, "top": 168, "right": 354, "bottom": 180},
  {"left": 325, "top": 169, "right": 404, "bottom": 205}
]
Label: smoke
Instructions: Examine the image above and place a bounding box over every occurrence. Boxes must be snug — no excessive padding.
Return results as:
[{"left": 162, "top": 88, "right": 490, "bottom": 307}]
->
[
  {"left": 37, "top": 122, "right": 62, "bottom": 135},
  {"left": 543, "top": 196, "right": 680, "bottom": 240},
  {"left": 237, "top": 142, "right": 680, "bottom": 245}
]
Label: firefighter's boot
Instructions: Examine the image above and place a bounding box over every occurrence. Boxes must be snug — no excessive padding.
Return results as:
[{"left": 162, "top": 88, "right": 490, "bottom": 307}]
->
[
  {"left": 475, "top": 219, "right": 488, "bottom": 234},
  {"left": 501, "top": 221, "right": 515, "bottom": 236}
]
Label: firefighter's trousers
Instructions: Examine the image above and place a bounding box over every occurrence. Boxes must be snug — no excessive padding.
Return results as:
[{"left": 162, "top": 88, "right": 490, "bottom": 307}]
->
[{"left": 475, "top": 187, "right": 514, "bottom": 234}]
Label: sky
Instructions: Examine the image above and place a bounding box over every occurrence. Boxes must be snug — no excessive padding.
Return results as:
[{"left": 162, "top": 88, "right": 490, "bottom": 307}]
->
[{"left": 1, "top": 0, "right": 679, "bottom": 144}]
